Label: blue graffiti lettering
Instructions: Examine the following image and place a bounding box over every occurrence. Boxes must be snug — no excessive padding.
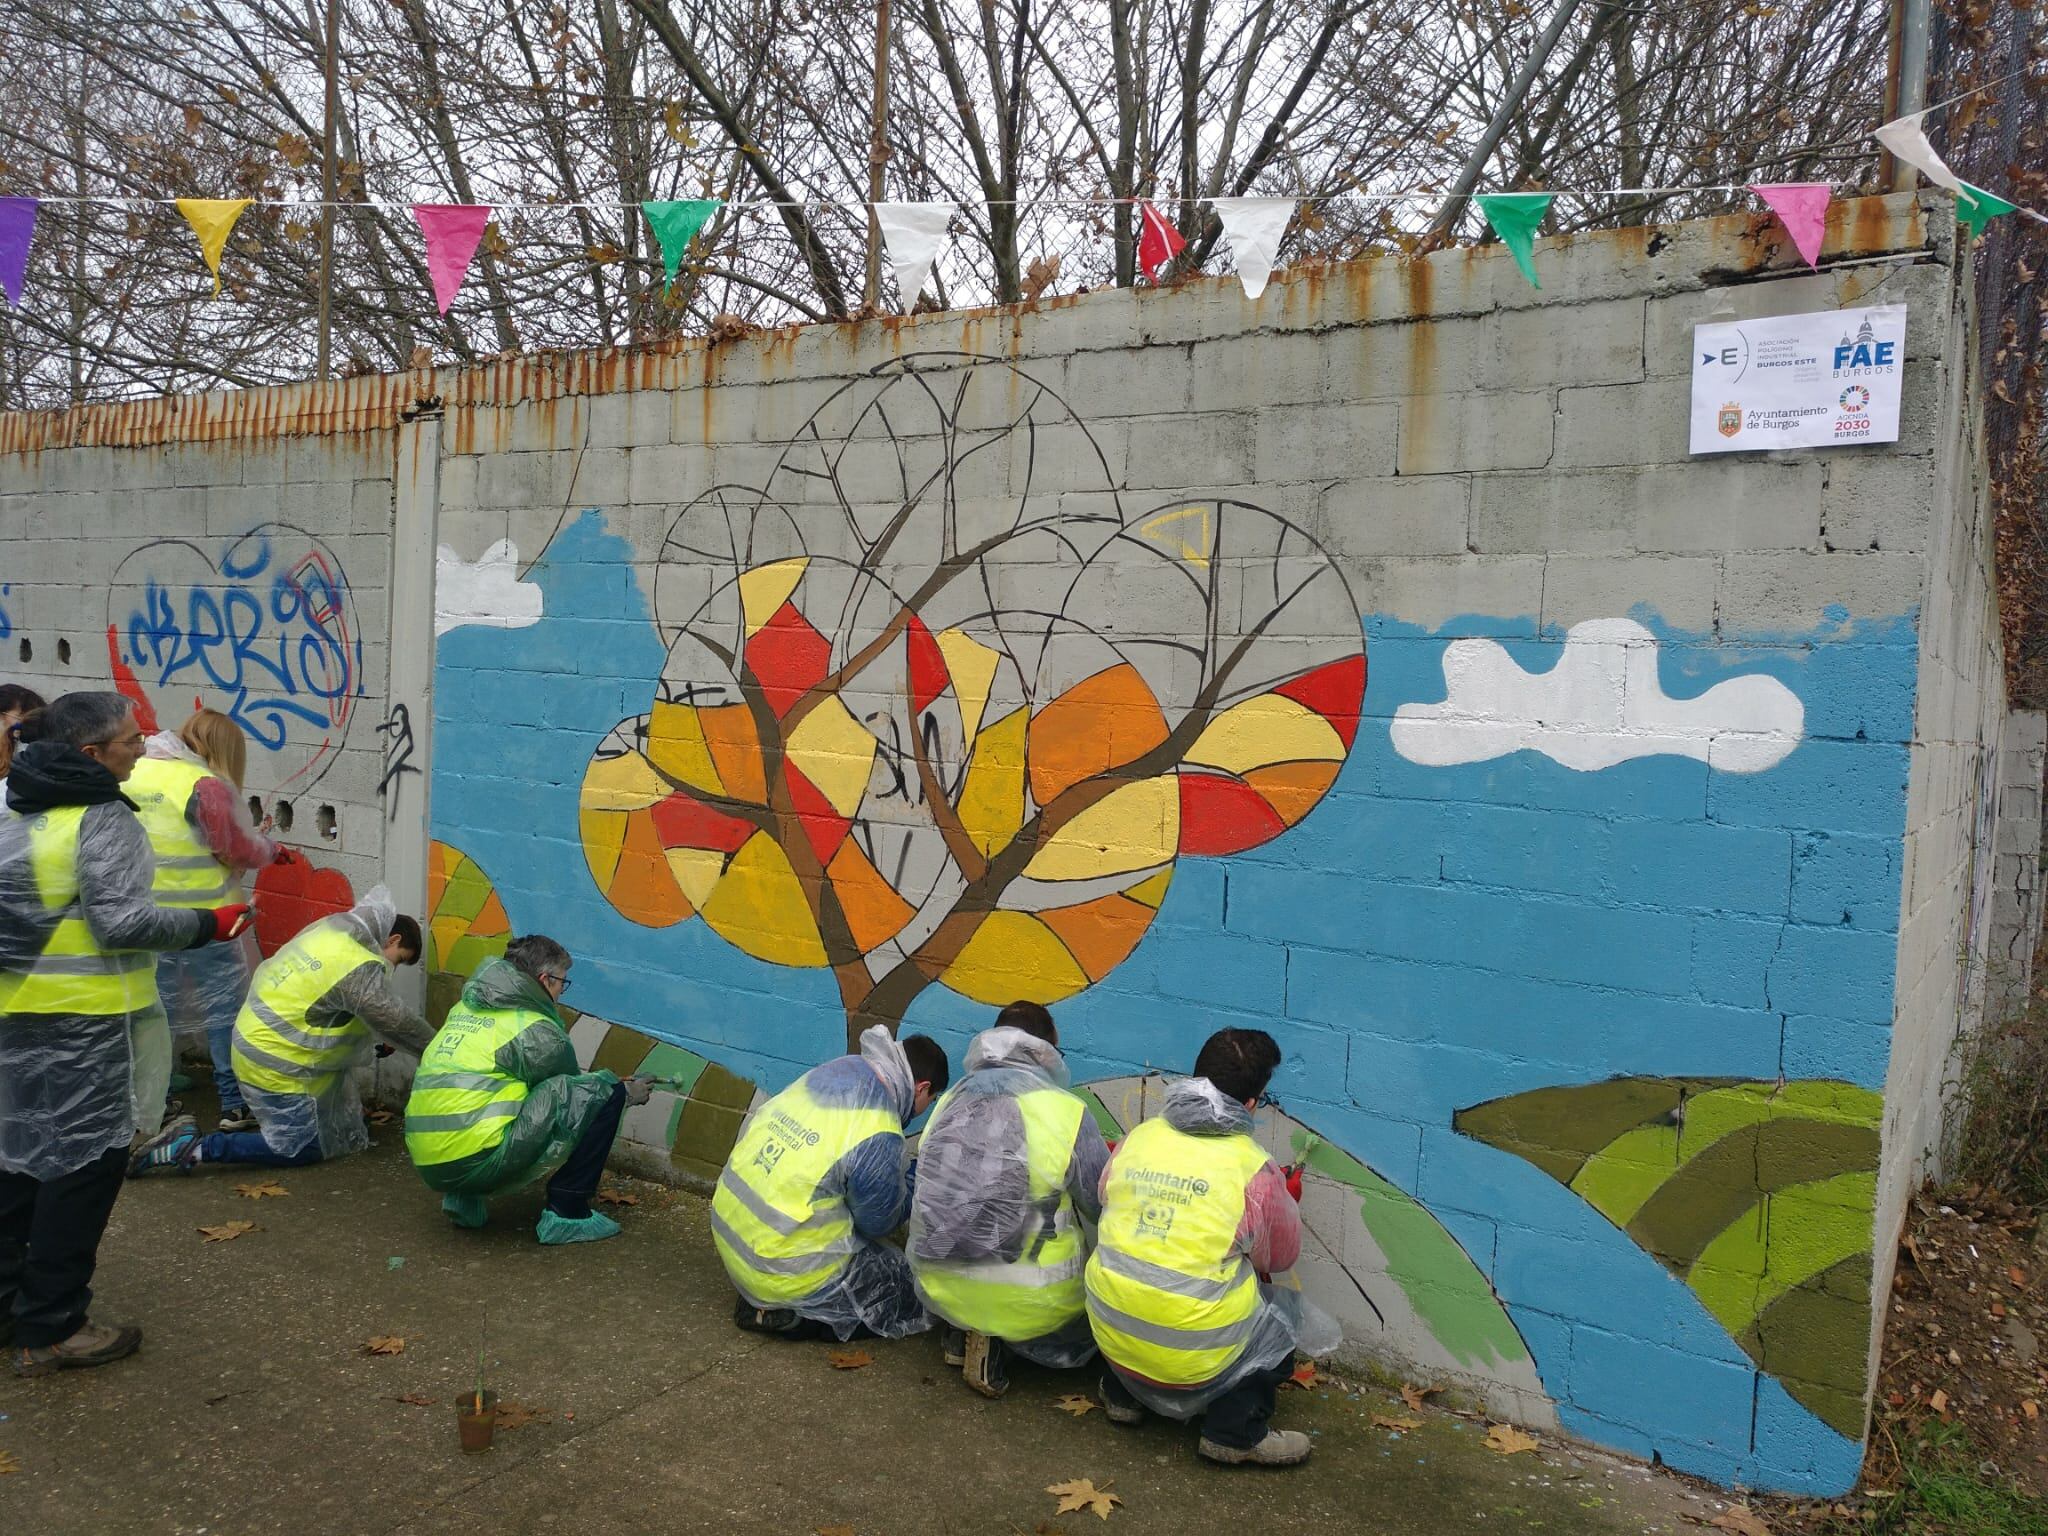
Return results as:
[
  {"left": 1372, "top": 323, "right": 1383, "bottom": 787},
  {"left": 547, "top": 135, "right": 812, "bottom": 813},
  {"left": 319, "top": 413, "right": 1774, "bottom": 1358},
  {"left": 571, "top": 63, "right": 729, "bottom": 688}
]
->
[
  {"left": 120, "top": 538, "right": 358, "bottom": 753},
  {"left": 0, "top": 582, "right": 12, "bottom": 643}
]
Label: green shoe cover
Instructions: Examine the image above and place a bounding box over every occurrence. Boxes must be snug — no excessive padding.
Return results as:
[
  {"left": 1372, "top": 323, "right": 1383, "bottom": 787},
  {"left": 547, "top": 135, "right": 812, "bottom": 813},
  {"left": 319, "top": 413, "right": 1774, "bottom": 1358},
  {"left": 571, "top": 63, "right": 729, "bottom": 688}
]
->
[
  {"left": 441, "top": 1193, "right": 488, "bottom": 1229},
  {"left": 536, "top": 1210, "right": 621, "bottom": 1246}
]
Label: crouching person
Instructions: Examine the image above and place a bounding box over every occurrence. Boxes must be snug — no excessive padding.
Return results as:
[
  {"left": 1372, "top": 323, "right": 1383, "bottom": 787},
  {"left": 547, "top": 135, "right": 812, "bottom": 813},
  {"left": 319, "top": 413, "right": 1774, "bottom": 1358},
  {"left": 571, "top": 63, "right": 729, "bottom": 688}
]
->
[
  {"left": 714, "top": 1025, "right": 948, "bottom": 1342},
  {"left": 406, "top": 935, "right": 641, "bottom": 1245},
  {"left": 130, "top": 888, "right": 429, "bottom": 1175},
  {"left": 1086, "top": 1028, "right": 1329, "bottom": 1467},
  {"left": 909, "top": 1001, "right": 1109, "bottom": 1397}
]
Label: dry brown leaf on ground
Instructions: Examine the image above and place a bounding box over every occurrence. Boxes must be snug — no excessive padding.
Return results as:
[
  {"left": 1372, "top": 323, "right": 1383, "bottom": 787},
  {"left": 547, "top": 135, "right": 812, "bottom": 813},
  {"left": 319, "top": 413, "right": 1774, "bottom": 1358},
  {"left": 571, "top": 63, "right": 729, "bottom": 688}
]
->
[
  {"left": 494, "top": 1400, "right": 548, "bottom": 1430},
  {"left": 1284, "top": 1362, "right": 1318, "bottom": 1390},
  {"left": 233, "top": 1180, "right": 287, "bottom": 1199},
  {"left": 198, "top": 1221, "right": 258, "bottom": 1242},
  {"left": 1055, "top": 1393, "right": 1097, "bottom": 1416},
  {"left": 390, "top": 1392, "right": 436, "bottom": 1407},
  {"left": 595, "top": 1186, "right": 639, "bottom": 1206},
  {"left": 1046, "top": 1478, "right": 1122, "bottom": 1520},
  {"left": 365, "top": 1108, "right": 394, "bottom": 1125},
  {"left": 1929, "top": 1388, "right": 1950, "bottom": 1413},
  {"left": 1710, "top": 1505, "right": 1774, "bottom": 1535},
  {"left": 1485, "top": 1423, "right": 1540, "bottom": 1455},
  {"left": 815, "top": 1526, "right": 855, "bottom": 1536},
  {"left": 2024, "top": 1399, "right": 2040, "bottom": 1420},
  {"left": 826, "top": 1348, "right": 874, "bottom": 1370},
  {"left": 1371, "top": 1413, "right": 1423, "bottom": 1431},
  {"left": 362, "top": 1335, "right": 405, "bottom": 1356},
  {"left": 2012, "top": 1266, "right": 2031, "bottom": 1287},
  {"left": 0, "top": 1450, "right": 19, "bottom": 1474},
  {"left": 1400, "top": 1382, "right": 1443, "bottom": 1411}
]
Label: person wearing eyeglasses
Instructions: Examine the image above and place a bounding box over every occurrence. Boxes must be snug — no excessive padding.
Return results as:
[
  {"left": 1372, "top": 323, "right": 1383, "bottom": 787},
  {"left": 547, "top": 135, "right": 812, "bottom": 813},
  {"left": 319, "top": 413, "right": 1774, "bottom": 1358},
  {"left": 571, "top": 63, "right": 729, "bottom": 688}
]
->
[{"left": 403, "top": 934, "right": 650, "bottom": 1245}]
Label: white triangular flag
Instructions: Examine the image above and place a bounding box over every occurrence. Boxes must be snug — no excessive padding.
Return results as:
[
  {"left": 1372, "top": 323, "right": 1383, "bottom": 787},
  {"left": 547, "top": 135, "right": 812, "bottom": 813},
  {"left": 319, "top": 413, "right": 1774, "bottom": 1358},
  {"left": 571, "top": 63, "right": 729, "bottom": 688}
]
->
[
  {"left": 874, "top": 202, "right": 954, "bottom": 311},
  {"left": 1873, "top": 114, "right": 1967, "bottom": 196},
  {"left": 1211, "top": 196, "right": 1296, "bottom": 299}
]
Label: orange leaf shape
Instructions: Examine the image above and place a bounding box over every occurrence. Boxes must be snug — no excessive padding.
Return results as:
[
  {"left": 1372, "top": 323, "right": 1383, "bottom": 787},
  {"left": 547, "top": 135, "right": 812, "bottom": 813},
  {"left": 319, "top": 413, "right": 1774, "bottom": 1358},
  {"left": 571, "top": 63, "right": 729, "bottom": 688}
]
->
[{"left": 1026, "top": 665, "right": 1167, "bottom": 808}]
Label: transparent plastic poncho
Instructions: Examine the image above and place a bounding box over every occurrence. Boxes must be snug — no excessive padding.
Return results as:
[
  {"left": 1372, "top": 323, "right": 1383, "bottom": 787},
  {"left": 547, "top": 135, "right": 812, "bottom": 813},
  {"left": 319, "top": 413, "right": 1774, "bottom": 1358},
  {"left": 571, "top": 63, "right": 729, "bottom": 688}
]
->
[
  {"left": 908, "top": 1026, "right": 1100, "bottom": 1366},
  {"left": 0, "top": 785, "right": 205, "bottom": 1179},
  {"left": 241, "top": 886, "right": 398, "bottom": 1160},
  {"left": 140, "top": 733, "right": 261, "bottom": 1048},
  {"left": 1096, "top": 1077, "right": 1343, "bottom": 1420}
]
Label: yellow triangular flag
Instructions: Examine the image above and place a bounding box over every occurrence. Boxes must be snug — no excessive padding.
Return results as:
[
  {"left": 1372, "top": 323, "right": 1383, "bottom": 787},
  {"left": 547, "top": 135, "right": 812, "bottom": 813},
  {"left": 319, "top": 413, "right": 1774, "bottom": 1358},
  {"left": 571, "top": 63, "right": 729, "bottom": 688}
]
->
[{"left": 175, "top": 197, "right": 251, "bottom": 295}]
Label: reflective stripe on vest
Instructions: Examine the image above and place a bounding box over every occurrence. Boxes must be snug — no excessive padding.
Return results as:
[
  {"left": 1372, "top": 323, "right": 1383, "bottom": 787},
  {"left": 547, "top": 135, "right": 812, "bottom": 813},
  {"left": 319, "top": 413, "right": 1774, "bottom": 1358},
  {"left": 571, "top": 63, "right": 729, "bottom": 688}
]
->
[
  {"left": 912, "top": 1084, "right": 1090, "bottom": 1343},
  {"left": 127, "top": 758, "right": 237, "bottom": 907},
  {"left": 1083, "top": 1117, "right": 1270, "bottom": 1387},
  {"left": 711, "top": 1077, "right": 898, "bottom": 1307},
  {"left": 229, "top": 925, "right": 384, "bottom": 1096},
  {"left": 0, "top": 806, "right": 159, "bottom": 1016},
  {"left": 402, "top": 1000, "right": 540, "bottom": 1167}
]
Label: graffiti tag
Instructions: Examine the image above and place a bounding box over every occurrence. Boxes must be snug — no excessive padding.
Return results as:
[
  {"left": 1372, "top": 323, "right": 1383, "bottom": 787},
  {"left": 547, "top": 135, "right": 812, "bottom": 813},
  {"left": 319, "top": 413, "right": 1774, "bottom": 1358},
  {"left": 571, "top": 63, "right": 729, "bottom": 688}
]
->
[{"left": 375, "top": 701, "right": 420, "bottom": 817}]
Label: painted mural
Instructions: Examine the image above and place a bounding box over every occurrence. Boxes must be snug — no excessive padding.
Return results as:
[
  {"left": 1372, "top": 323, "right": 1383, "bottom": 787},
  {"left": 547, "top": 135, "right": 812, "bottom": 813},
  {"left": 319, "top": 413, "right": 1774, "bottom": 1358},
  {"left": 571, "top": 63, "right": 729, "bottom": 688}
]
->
[{"left": 426, "top": 351, "right": 1921, "bottom": 1497}]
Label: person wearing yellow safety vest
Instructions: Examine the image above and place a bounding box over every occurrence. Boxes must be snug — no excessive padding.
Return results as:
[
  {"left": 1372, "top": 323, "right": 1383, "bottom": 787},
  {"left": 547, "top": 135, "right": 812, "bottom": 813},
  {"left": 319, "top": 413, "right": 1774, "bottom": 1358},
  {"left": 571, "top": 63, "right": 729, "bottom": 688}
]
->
[
  {"left": 406, "top": 935, "right": 648, "bottom": 1246},
  {"left": 1, "top": 694, "right": 252, "bottom": 1378},
  {"left": 908, "top": 1001, "right": 1111, "bottom": 1398},
  {"left": 128, "top": 710, "right": 286, "bottom": 1137},
  {"left": 1087, "top": 1028, "right": 1335, "bottom": 1467},
  {"left": 128, "top": 888, "right": 431, "bottom": 1176},
  {"left": 714, "top": 1025, "right": 950, "bottom": 1342}
]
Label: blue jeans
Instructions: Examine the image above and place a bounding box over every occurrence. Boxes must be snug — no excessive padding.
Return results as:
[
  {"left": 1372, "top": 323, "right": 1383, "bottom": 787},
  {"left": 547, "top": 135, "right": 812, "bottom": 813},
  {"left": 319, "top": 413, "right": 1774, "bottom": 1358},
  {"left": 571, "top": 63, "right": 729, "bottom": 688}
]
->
[
  {"left": 198, "top": 1131, "right": 323, "bottom": 1168},
  {"left": 208, "top": 1022, "right": 243, "bottom": 1114}
]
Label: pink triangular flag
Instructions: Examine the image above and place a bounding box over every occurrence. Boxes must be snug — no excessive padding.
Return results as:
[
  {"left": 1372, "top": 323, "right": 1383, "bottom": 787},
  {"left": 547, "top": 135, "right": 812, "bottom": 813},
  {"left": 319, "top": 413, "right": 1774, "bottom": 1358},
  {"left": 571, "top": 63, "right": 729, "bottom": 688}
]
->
[
  {"left": 412, "top": 203, "right": 493, "bottom": 315},
  {"left": 1749, "top": 182, "right": 1831, "bottom": 269}
]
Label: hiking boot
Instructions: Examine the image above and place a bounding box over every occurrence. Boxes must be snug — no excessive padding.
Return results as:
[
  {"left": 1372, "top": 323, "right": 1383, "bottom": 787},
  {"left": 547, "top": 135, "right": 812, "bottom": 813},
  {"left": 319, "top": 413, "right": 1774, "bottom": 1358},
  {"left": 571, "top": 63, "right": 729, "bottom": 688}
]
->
[
  {"left": 939, "top": 1326, "right": 967, "bottom": 1367},
  {"left": 216, "top": 1107, "right": 258, "bottom": 1134},
  {"left": 128, "top": 1121, "right": 202, "bottom": 1177},
  {"left": 733, "top": 1295, "right": 803, "bottom": 1335},
  {"left": 1197, "top": 1429, "right": 1312, "bottom": 1467},
  {"left": 12, "top": 1320, "right": 143, "bottom": 1378},
  {"left": 961, "top": 1331, "right": 1008, "bottom": 1399},
  {"left": 1100, "top": 1375, "right": 1145, "bottom": 1426}
]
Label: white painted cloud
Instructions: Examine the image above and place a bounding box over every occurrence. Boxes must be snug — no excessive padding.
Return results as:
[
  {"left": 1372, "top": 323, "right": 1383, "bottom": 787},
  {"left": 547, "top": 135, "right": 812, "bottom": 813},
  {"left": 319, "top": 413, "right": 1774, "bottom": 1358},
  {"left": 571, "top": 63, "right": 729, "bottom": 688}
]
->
[
  {"left": 1390, "top": 617, "right": 1803, "bottom": 773},
  {"left": 436, "top": 538, "right": 544, "bottom": 637}
]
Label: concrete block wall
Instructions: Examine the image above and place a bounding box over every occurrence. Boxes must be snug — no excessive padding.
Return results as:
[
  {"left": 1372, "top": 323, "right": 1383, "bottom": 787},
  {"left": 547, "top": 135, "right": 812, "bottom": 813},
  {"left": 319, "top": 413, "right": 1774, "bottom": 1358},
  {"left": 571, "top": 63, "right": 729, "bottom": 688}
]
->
[{"left": 2, "top": 193, "right": 2028, "bottom": 1500}]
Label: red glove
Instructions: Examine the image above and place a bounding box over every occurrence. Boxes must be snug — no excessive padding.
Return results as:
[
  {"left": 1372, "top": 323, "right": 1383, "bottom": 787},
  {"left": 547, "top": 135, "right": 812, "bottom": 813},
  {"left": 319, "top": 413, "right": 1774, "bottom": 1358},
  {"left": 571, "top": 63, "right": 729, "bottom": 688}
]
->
[
  {"left": 208, "top": 904, "right": 254, "bottom": 942},
  {"left": 1284, "top": 1165, "right": 1304, "bottom": 1203}
]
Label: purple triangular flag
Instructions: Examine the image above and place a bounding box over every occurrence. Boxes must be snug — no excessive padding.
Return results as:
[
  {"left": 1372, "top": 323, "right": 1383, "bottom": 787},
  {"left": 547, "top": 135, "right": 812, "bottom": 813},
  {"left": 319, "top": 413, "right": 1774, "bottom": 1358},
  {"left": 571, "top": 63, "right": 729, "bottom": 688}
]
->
[{"left": 0, "top": 197, "right": 37, "bottom": 308}]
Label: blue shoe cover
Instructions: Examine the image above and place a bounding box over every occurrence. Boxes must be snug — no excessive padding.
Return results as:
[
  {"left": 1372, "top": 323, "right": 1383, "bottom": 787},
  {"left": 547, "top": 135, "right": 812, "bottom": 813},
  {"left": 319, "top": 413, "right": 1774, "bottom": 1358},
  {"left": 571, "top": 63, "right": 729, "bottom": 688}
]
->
[
  {"left": 442, "top": 1193, "right": 488, "bottom": 1229},
  {"left": 536, "top": 1209, "right": 621, "bottom": 1245}
]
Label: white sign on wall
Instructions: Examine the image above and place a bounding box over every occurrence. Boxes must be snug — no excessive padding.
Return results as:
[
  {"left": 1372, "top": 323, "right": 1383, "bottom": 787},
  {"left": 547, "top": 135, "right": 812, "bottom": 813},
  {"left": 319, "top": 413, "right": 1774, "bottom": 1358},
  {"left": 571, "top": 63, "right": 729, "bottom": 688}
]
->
[{"left": 1690, "top": 304, "right": 1906, "bottom": 454}]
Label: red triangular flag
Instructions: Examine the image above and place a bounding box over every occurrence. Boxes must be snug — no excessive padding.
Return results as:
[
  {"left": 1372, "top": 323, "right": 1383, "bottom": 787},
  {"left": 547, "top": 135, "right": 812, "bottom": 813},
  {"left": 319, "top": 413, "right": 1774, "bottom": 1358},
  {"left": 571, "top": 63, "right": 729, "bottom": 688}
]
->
[
  {"left": 1136, "top": 199, "right": 1186, "bottom": 283},
  {"left": 412, "top": 203, "right": 493, "bottom": 315},
  {"left": 1748, "top": 183, "right": 1832, "bottom": 269}
]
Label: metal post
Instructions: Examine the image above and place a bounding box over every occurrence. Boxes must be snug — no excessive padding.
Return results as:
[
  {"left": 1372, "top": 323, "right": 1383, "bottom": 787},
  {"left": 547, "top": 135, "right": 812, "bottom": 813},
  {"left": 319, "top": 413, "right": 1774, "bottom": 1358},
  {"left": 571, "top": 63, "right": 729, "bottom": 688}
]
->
[
  {"left": 315, "top": 0, "right": 340, "bottom": 380},
  {"left": 862, "top": 0, "right": 890, "bottom": 311},
  {"left": 1428, "top": 0, "right": 1586, "bottom": 236},
  {"left": 1884, "top": 0, "right": 1932, "bottom": 192},
  {"left": 383, "top": 405, "right": 442, "bottom": 1015}
]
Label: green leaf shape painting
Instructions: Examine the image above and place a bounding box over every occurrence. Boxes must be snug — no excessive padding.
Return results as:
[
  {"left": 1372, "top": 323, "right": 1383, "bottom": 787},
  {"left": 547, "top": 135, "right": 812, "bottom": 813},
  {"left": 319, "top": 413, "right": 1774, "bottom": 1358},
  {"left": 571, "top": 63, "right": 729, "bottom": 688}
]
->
[{"left": 1454, "top": 1077, "right": 1881, "bottom": 1437}]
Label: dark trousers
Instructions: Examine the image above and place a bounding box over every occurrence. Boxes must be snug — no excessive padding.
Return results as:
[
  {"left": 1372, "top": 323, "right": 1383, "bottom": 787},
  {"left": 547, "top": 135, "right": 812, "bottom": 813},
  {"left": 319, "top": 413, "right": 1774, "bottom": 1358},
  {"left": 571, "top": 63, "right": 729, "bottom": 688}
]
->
[
  {"left": 1101, "top": 1355, "right": 1295, "bottom": 1450},
  {"left": 543, "top": 1083, "right": 625, "bottom": 1219},
  {"left": 0, "top": 1147, "right": 129, "bottom": 1349},
  {"left": 199, "top": 1130, "right": 324, "bottom": 1168}
]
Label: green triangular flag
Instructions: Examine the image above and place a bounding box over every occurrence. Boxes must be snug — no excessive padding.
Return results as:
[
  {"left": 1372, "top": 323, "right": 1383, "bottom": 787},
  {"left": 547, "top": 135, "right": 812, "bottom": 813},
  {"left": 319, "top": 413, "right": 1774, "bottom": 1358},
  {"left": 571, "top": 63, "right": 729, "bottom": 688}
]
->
[
  {"left": 643, "top": 199, "right": 722, "bottom": 286},
  {"left": 1474, "top": 192, "right": 1555, "bottom": 289},
  {"left": 1957, "top": 181, "right": 2017, "bottom": 241}
]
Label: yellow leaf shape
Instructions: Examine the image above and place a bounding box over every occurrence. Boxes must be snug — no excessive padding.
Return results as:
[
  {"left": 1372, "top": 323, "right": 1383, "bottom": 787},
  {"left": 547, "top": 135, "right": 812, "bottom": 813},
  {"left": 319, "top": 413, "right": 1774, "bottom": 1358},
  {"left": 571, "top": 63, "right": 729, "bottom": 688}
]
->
[
  {"left": 579, "top": 807, "right": 628, "bottom": 891},
  {"left": 1185, "top": 694, "right": 1346, "bottom": 776},
  {"left": 957, "top": 706, "right": 1028, "bottom": 858},
  {"left": 583, "top": 749, "right": 672, "bottom": 813},
  {"left": 698, "top": 833, "right": 825, "bottom": 966},
  {"left": 1022, "top": 776, "right": 1179, "bottom": 883},
  {"left": 942, "top": 911, "right": 1089, "bottom": 1004},
  {"left": 935, "top": 627, "right": 1002, "bottom": 744},
  {"left": 785, "top": 694, "right": 878, "bottom": 817},
  {"left": 647, "top": 703, "right": 724, "bottom": 796},
  {"left": 737, "top": 558, "right": 808, "bottom": 635},
  {"left": 665, "top": 845, "right": 726, "bottom": 908}
]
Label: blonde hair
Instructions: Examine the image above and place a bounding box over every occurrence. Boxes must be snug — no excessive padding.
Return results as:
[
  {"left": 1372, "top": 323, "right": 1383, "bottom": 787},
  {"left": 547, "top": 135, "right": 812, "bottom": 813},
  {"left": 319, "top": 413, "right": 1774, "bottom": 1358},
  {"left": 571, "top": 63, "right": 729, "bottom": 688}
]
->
[{"left": 179, "top": 708, "right": 249, "bottom": 789}]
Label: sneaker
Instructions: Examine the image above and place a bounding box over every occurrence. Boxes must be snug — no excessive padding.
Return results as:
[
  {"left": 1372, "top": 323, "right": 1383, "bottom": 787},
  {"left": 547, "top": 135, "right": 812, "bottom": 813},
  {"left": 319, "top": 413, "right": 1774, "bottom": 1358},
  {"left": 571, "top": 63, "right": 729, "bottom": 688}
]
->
[
  {"left": 1100, "top": 1375, "right": 1145, "bottom": 1426},
  {"left": 732, "top": 1295, "right": 804, "bottom": 1335},
  {"left": 961, "top": 1330, "right": 1008, "bottom": 1399},
  {"left": 940, "top": 1326, "right": 967, "bottom": 1367},
  {"left": 1197, "top": 1429, "right": 1312, "bottom": 1467},
  {"left": 216, "top": 1107, "right": 258, "bottom": 1134},
  {"left": 12, "top": 1320, "right": 143, "bottom": 1377},
  {"left": 128, "top": 1121, "right": 203, "bottom": 1177}
]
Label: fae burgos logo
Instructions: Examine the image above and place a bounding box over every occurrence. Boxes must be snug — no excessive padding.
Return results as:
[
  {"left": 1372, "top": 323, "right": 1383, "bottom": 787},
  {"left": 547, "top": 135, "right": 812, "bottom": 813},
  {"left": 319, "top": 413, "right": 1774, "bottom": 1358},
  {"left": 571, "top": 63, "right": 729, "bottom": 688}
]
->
[{"left": 1832, "top": 316, "right": 1897, "bottom": 377}]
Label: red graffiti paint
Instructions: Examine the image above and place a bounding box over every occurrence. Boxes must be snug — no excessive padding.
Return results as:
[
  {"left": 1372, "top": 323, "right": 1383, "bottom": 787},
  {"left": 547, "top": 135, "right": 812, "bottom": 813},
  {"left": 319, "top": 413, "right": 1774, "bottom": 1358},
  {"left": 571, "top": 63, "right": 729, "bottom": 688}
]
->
[
  {"left": 252, "top": 856, "right": 355, "bottom": 957},
  {"left": 105, "top": 624, "right": 159, "bottom": 733}
]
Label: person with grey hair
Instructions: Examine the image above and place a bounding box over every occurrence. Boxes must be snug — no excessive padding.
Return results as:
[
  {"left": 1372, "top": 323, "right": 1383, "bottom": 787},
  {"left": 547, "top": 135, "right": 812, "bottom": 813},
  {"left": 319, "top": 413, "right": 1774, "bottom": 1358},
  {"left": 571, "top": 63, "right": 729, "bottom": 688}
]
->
[
  {"left": 1, "top": 692, "right": 252, "bottom": 1377},
  {"left": 404, "top": 934, "right": 647, "bottom": 1245}
]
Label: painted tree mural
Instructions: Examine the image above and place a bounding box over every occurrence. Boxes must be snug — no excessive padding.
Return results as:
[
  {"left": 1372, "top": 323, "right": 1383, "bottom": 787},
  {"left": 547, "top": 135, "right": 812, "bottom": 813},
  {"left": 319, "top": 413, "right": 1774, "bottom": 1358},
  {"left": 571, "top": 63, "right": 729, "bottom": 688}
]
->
[{"left": 579, "top": 355, "right": 1364, "bottom": 1043}]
